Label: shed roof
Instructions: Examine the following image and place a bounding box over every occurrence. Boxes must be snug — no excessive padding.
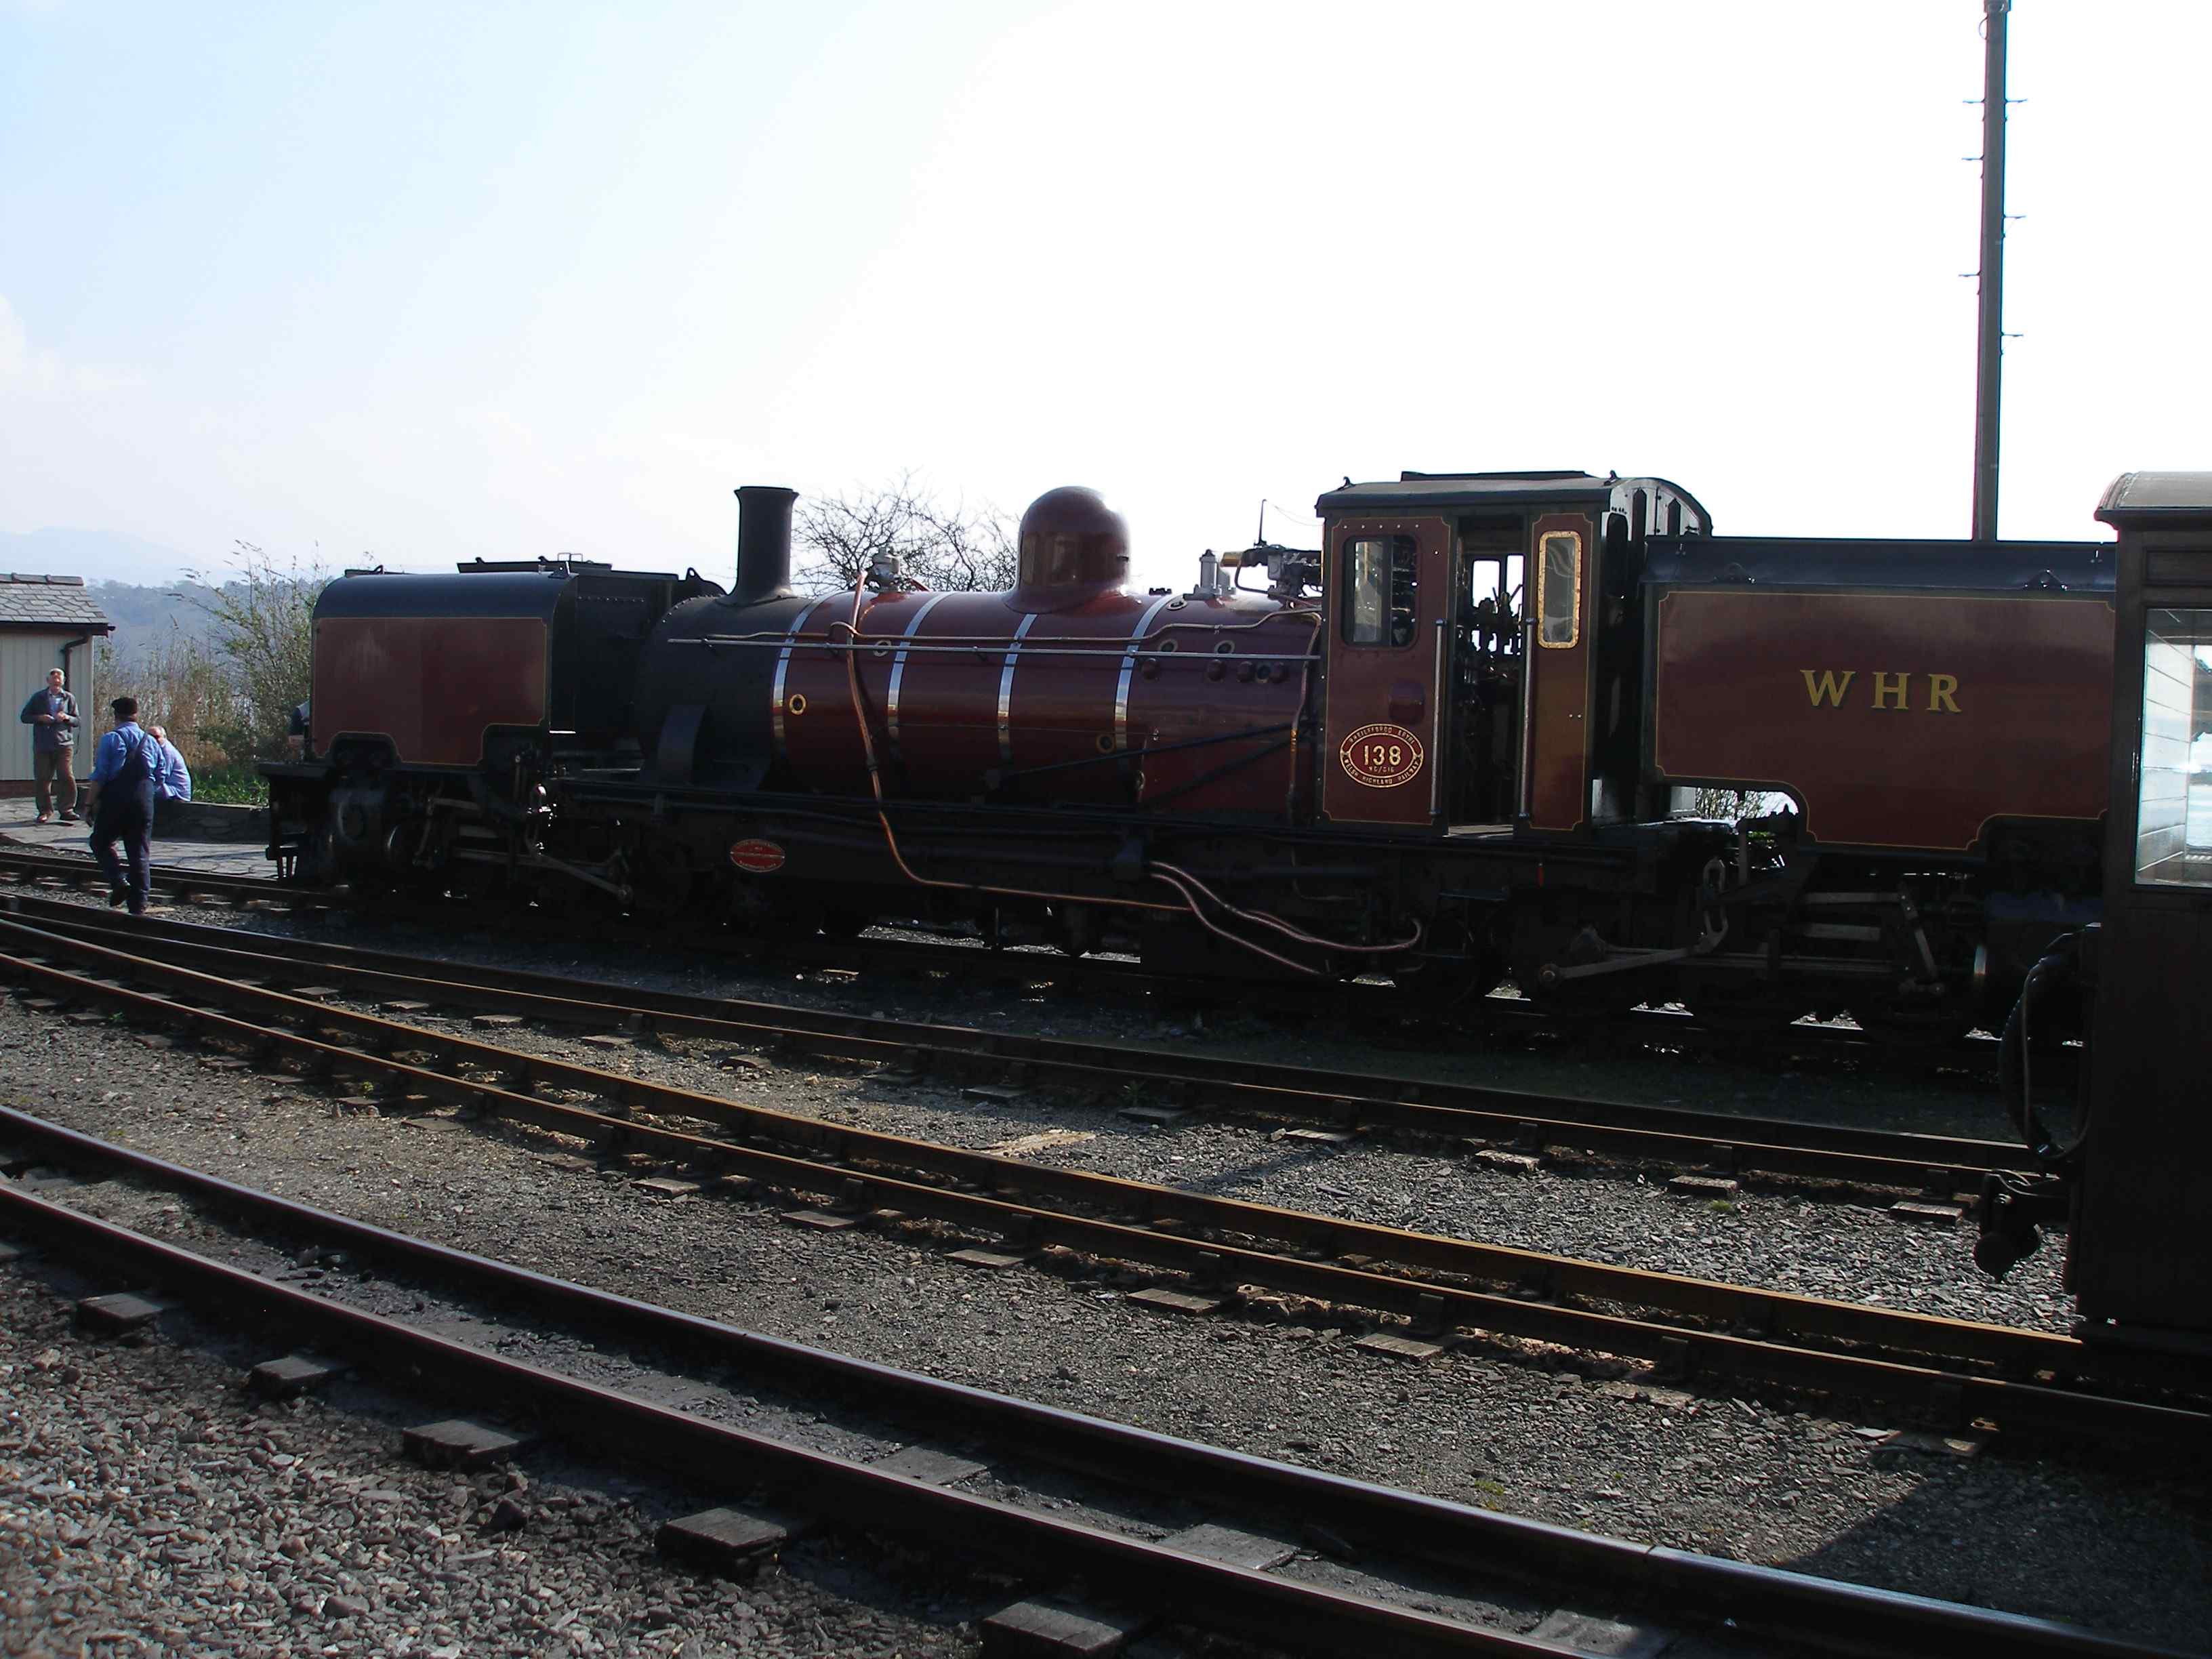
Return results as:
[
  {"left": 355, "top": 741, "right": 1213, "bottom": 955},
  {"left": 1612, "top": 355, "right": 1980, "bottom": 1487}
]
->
[{"left": 0, "top": 573, "right": 114, "bottom": 631}]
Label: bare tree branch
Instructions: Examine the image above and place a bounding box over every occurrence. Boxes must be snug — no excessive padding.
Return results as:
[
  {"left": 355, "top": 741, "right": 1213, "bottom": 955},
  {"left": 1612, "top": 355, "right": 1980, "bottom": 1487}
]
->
[
  {"left": 793, "top": 473, "right": 1017, "bottom": 595},
  {"left": 1675, "top": 787, "right": 1790, "bottom": 821}
]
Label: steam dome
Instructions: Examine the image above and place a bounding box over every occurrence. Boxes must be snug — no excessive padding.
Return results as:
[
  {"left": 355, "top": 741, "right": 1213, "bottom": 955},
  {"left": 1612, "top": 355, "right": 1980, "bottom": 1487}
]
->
[{"left": 1015, "top": 486, "right": 1130, "bottom": 608}]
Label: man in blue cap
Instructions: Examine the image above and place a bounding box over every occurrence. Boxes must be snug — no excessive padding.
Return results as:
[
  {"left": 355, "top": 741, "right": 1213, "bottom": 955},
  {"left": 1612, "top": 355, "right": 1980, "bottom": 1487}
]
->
[{"left": 83, "top": 696, "right": 159, "bottom": 915}]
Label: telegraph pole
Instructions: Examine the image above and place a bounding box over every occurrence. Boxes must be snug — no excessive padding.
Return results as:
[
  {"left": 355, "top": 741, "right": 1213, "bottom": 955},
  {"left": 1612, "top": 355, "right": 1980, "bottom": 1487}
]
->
[{"left": 1971, "top": 0, "right": 2010, "bottom": 543}]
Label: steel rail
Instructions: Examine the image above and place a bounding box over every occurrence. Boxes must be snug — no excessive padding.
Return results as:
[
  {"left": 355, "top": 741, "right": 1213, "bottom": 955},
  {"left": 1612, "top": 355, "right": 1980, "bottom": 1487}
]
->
[
  {"left": 0, "top": 914, "right": 2135, "bottom": 1386},
  {"left": 781, "top": 928, "right": 2007, "bottom": 1070},
  {"left": 0, "top": 1114, "right": 2190, "bottom": 1659},
  {"left": 813, "top": 929, "right": 1987, "bottom": 1063},
  {"left": 0, "top": 851, "right": 1679, "bottom": 1036},
  {"left": 0, "top": 919, "right": 2199, "bottom": 1432},
  {"left": 0, "top": 892, "right": 2033, "bottom": 1190},
  {"left": 0, "top": 848, "right": 2002, "bottom": 1076},
  {"left": 0, "top": 847, "right": 304, "bottom": 904},
  {"left": 0, "top": 1183, "right": 1542, "bottom": 1659}
]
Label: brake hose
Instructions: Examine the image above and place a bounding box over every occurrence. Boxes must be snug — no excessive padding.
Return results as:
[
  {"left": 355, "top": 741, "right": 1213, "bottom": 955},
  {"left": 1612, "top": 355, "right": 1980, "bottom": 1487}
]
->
[{"left": 1997, "top": 934, "right": 2091, "bottom": 1172}]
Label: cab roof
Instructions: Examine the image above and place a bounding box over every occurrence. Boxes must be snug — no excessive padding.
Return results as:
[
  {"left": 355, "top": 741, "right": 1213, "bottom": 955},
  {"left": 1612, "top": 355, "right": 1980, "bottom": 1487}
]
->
[
  {"left": 2097, "top": 472, "right": 2212, "bottom": 525},
  {"left": 1315, "top": 471, "right": 1711, "bottom": 529}
]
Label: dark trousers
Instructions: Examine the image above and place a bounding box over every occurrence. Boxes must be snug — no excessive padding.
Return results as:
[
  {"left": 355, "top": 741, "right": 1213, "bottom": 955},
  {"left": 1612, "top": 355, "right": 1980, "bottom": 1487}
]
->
[
  {"left": 90, "top": 811, "right": 152, "bottom": 914},
  {"left": 33, "top": 748, "right": 77, "bottom": 817}
]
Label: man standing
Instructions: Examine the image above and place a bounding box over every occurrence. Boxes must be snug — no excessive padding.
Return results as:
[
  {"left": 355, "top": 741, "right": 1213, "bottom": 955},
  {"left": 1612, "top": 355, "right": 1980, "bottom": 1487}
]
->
[
  {"left": 84, "top": 696, "right": 159, "bottom": 916},
  {"left": 18, "top": 666, "right": 81, "bottom": 824}
]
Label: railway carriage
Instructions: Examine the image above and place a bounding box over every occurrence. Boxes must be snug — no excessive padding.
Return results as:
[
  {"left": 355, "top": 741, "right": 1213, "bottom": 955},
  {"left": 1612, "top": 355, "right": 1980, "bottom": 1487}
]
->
[{"left": 265, "top": 470, "right": 2116, "bottom": 1046}]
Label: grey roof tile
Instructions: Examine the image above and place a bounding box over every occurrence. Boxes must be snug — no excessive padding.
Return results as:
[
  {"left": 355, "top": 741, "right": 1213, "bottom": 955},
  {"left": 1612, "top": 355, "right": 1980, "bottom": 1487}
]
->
[{"left": 0, "top": 573, "right": 115, "bottom": 630}]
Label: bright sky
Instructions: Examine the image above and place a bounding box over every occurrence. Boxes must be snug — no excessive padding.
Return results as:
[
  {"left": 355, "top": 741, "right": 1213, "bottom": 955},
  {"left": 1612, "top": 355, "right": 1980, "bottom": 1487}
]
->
[{"left": 3, "top": 1, "right": 2207, "bottom": 591}]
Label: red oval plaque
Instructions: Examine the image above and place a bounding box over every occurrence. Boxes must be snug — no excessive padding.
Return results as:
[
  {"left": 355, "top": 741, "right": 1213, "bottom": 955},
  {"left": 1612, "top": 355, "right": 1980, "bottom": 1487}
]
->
[
  {"left": 1338, "top": 722, "right": 1425, "bottom": 789},
  {"left": 729, "top": 838, "right": 787, "bottom": 874}
]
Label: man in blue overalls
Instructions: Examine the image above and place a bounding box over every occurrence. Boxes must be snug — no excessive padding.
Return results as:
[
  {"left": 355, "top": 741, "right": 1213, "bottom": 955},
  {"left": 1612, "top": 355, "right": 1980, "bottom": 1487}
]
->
[{"left": 85, "top": 696, "right": 158, "bottom": 916}]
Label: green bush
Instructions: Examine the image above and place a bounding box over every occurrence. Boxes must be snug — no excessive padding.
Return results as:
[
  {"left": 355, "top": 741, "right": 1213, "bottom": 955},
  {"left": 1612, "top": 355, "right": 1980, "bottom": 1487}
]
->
[
  {"left": 186, "top": 544, "right": 325, "bottom": 762},
  {"left": 191, "top": 765, "right": 267, "bottom": 806},
  {"left": 96, "top": 542, "right": 328, "bottom": 773}
]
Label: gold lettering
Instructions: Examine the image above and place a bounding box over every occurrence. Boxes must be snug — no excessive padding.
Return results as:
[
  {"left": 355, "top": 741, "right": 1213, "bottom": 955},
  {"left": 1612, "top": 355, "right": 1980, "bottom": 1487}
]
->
[
  {"left": 1872, "top": 671, "right": 1910, "bottom": 710},
  {"left": 1801, "top": 668, "right": 1855, "bottom": 708},
  {"left": 1928, "top": 673, "right": 1960, "bottom": 713}
]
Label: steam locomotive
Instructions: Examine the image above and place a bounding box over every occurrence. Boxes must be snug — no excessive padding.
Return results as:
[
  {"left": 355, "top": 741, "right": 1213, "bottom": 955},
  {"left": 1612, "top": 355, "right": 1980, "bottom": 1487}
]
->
[{"left": 262, "top": 471, "right": 2115, "bottom": 1043}]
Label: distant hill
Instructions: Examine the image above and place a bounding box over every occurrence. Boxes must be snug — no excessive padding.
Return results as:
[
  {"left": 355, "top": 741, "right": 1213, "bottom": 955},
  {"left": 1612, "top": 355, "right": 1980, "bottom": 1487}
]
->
[
  {"left": 0, "top": 527, "right": 205, "bottom": 589},
  {"left": 2, "top": 531, "right": 343, "bottom": 665},
  {"left": 85, "top": 579, "right": 229, "bottom": 661}
]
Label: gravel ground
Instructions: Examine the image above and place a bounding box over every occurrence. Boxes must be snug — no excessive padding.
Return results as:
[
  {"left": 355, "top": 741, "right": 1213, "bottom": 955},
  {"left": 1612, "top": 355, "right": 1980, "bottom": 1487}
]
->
[
  {"left": 0, "top": 1261, "right": 979, "bottom": 1659},
  {"left": 3, "top": 995, "right": 2207, "bottom": 1652},
  {"left": 121, "top": 956, "right": 2070, "bottom": 1338}
]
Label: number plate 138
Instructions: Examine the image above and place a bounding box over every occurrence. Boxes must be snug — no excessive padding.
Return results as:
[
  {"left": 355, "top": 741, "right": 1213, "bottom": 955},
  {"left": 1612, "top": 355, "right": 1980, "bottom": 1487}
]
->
[{"left": 1338, "top": 722, "right": 1425, "bottom": 788}]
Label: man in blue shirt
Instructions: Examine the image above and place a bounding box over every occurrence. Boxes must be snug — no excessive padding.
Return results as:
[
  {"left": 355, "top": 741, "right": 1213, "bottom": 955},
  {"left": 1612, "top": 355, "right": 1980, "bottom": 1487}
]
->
[
  {"left": 147, "top": 724, "right": 193, "bottom": 803},
  {"left": 84, "top": 696, "right": 159, "bottom": 915}
]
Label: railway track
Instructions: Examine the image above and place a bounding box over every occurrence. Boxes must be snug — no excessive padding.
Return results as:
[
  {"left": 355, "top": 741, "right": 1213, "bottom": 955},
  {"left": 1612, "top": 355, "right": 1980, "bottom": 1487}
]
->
[
  {"left": 0, "top": 888, "right": 2028, "bottom": 1195},
  {"left": 0, "top": 906, "right": 2199, "bottom": 1448},
  {"left": 826, "top": 926, "right": 2001, "bottom": 1072},
  {"left": 0, "top": 844, "right": 316, "bottom": 906},
  {"left": 0, "top": 1111, "right": 2189, "bottom": 1659},
  {"left": 0, "top": 845, "right": 2008, "bottom": 1073}
]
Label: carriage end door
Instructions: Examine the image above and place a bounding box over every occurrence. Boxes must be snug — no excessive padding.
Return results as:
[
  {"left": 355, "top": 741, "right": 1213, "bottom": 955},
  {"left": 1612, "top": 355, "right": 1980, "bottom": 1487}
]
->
[{"left": 1321, "top": 516, "right": 1449, "bottom": 827}]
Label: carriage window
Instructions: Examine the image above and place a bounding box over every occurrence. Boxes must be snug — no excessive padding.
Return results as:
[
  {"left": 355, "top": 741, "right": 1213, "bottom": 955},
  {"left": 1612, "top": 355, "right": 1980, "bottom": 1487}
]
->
[
  {"left": 2135, "top": 607, "right": 2212, "bottom": 887},
  {"left": 1343, "top": 535, "right": 1418, "bottom": 647},
  {"left": 1537, "top": 530, "right": 1581, "bottom": 649}
]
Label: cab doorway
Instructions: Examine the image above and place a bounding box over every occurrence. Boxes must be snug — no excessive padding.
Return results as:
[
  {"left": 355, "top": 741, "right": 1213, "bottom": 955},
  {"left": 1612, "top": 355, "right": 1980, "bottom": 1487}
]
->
[{"left": 1448, "top": 516, "right": 1524, "bottom": 830}]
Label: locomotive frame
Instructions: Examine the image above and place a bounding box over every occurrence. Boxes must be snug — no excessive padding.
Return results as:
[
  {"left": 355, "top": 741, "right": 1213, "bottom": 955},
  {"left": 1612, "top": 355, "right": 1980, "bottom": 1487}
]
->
[{"left": 264, "top": 470, "right": 2116, "bottom": 1041}]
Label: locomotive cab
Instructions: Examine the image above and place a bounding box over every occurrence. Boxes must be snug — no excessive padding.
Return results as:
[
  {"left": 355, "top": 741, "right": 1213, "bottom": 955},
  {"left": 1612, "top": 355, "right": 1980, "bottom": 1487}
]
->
[
  {"left": 1976, "top": 471, "right": 2212, "bottom": 1356},
  {"left": 1312, "top": 472, "right": 1709, "bottom": 836}
]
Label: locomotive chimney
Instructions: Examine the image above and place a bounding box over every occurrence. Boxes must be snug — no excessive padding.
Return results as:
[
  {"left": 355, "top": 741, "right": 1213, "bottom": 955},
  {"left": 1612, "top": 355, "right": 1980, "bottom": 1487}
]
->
[{"left": 732, "top": 485, "right": 798, "bottom": 607}]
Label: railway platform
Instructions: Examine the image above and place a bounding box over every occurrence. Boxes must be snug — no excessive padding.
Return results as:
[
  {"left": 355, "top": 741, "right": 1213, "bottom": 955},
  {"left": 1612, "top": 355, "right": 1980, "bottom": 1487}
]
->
[{"left": 0, "top": 798, "right": 270, "bottom": 879}]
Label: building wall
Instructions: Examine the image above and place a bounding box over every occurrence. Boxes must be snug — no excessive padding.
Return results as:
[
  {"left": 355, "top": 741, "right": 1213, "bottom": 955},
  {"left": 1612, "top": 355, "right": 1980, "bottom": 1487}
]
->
[{"left": 0, "top": 629, "right": 98, "bottom": 794}]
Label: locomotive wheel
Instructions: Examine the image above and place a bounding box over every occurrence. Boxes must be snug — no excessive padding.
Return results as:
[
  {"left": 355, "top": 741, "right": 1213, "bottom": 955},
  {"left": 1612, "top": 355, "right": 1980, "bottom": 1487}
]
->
[
  {"left": 1048, "top": 902, "right": 1102, "bottom": 958},
  {"left": 622, "top": 849, "right": 697, "bottom": 922},
  {"left": 1523, "top": 979, "right": 1642, "bottom": 1026},
  {"left": 1849, "top": 1004, "right": 1971, "bottom": 1050},
  {"left": 1689, "top": 987, "right": 1807, "bottom": 1035},
  {"left": 488, "top": 879, "right": 539, "bottom": 918},
  {"left": 1388, "top": 955, "right": 1504, "bottom": 1020}
]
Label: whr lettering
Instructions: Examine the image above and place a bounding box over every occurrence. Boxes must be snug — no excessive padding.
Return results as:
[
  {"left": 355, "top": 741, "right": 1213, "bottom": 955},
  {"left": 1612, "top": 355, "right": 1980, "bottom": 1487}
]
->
[{"left": 1799, "top": 670, "right": 1961, "bottom": 712}]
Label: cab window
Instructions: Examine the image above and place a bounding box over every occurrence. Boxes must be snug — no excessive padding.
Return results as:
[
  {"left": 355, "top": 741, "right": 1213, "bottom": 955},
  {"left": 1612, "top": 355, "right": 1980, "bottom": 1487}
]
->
[
  {"left": 1536, "top": 530, "right": 1581, "bottom": 649},
  {"left": 1343, "top": 535, "right": 1418, "bottom": 647},
  {"left": 2135, "top": 607, "right": 2212, "bottom": 886}
]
